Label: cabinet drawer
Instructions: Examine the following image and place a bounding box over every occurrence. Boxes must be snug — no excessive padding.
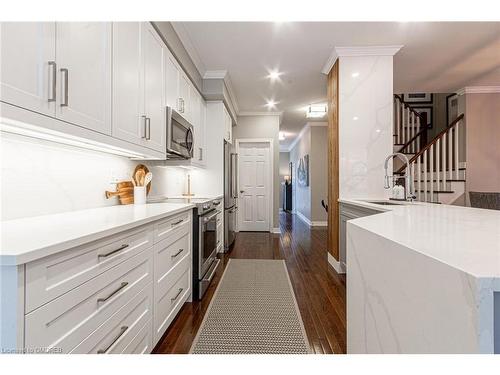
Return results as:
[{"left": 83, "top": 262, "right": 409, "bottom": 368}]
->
[
  {"left": 154, "top": 210, "right": 191, "bottom": 244},
  {"left": 25, "top": 248, "right": 153, "bottom": 353},
  {"left": 154, "top": 256, "right": 191, "bottom": 343},
  {"left": 122, "top": 318, "right": 153, "bottom": 354},
  {"left": 154, "top": 223, "right": 190, "bottom": 279},
  {"left": 71, "top": 285, "right": 153, "bottom": 354},
  {"left": 26, "top": 226, "right": 154, "bottom": 312}
]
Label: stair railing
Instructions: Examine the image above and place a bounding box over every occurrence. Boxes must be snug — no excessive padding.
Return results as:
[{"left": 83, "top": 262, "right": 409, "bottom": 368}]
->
[
  {"left": 393, "top": 94, "right": 427, "bottom": 154},
  {"left": 396, "top": 114, "right": 464, "bottom": 202}
]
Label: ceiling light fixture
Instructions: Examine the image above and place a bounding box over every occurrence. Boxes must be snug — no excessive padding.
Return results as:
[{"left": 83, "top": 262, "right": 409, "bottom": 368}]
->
[
  {"left": 268, "top": 70, "right": 282, "bottom": 81},
  {"left": 266, "top": 100, "right": 277, "bottom": 109},
  {"left": 351, "top": 72, "right": 360, "bottom": 78},
  {"left": 353, "top": 116, "right": 359, "bottom": 121},
  {"left": 279, "top": 132, "right": 285, "bottom": 141},
  {"left": 306, "top": 104, "right": 327, "bottom": 118}
]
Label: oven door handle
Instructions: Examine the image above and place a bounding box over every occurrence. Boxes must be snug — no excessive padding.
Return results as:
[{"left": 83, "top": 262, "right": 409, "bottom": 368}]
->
[
  {"left": 202, "top": 259, "right": 220, "bottom": 283},
  {"left": 203, "top": 211, "right": 220, "bottom": 223}
]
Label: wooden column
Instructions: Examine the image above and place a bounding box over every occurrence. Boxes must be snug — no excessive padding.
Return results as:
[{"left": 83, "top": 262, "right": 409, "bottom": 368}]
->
[{"left": 327, "top": 61, "right": 340, "bottom": 260}]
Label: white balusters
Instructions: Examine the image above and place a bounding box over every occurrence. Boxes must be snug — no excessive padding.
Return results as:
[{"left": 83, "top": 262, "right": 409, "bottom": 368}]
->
[
  {"left": 429, "top": 144, "right": 434, "bottom": 202},
  {"left": 447, "top": 128, "right": 452, "bottom": 181},
  {"left": 417, "top": 155, "right": 421, "bottom": 201},
  {"left": 436, "top": 139, "right": 441, "bottom": 193},
  {"left": 423, "top": 151, "right": 428, "bottom": 202},
  {"left": 442, "top": 132, "right": 447, "bottom": 190}
]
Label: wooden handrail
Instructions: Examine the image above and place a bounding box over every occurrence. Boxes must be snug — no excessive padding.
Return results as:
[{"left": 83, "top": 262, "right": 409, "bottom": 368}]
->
[
  {"left": 397, "top": 125, "right": 430, "bottom": 154},
  {"left": 395, "top": 114, "right": 464, "bottom": 174},
  {"left": 394, "top": 94, "right": 426, "bottom": 121}
]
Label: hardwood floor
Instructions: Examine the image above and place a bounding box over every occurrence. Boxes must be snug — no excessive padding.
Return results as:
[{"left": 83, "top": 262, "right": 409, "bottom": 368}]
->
[{"left": 152, "top": 211, "right": 346, "bottom": 354}]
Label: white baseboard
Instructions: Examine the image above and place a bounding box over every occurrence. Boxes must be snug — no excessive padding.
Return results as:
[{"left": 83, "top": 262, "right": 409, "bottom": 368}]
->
[
  {"left": 295, "top": 211, "right": 312, "bottom": 226},
  {"left": 271, "top": 227, "right": 281, "bottom": 234},
  {"left": 295, "top": 211, "right": 327, "bottom": 227},
  {"left": 311, "top": 221, "right": 327, "bottom": 227},
  {"left": 328, "top": 252, "right": 346, "bottom": 274}
]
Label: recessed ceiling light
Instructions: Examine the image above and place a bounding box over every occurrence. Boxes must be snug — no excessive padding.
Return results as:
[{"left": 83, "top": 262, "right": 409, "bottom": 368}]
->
[
  {"left": 353, "top": 116, "right": 359, "bottom": 121},
  {"left": 351, "top": 72, "right": 360, "bottom": 78},
  {"left": 376, "top": 129, "right": 381, "bottom": 133},
  {"left": 268, "top": 70, "right": 282, "bottom": 81},
  {"left": 279, "top": 132, "right": 285, "bottom": 141},
  {"left": 266, "top": 100, "right": 277, "bottom": 108},
  {"left": 306, "top": 104, "right": 327, "bottom": 118}
]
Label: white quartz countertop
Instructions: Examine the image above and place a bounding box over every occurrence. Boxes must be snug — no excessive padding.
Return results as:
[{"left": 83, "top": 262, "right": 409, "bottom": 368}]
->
[
  {"left": 0, "top": 203, "right": 194, "bottom": 266},
  {"left": 341, "top": 198, "right": 500, "bottom": 278}
]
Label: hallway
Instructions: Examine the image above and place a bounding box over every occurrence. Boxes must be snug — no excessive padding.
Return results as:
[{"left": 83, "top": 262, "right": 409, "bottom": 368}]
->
[{"left": 153, "top": 211, "right": 346, "bottom": 354}]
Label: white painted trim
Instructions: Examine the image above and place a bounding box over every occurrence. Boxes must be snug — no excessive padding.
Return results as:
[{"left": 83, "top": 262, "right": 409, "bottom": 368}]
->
[
  {"left": 321, "top": 49, "right": 339, "bottom": 75},
  {"left": 328, "top": 252, "right": 346, "bottom": 274},
  {"left": 456, "top": 86, "right": 500, "bottom": 95},
  {"left": 295, "top": 211, "right": 312, "bottom": 227},
  {"left": 170, "top": 22, "right": 207, "bottom": 80},
  {"left": 203, "top": 70, "right": 227, "bottom": 79},
  {"left": 204, "top": 70, "right": 240, "bottom": 119},
  {"left": 322, "top": 45, "right": 403, "bottom": 75},
  {"left": 271, "top": 227, "right": 281, "bottom": 234},
  {"left": 335, "top": 45, "right": 403, "bottom": 57},
  {"left": 311, "top": 221, "right": 328, "bottom": 227},
  {"left": 235, "top": 138, "right": 274, "bottom": 233}
]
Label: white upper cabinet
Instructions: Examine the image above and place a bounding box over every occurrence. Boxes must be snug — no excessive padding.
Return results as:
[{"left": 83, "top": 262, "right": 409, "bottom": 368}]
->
[
  {"left": 164, "top": 48, "right": 192, "bottom": 123},
  {"left": 0, "top": 22, "right": 56, "bottom": 117},
  {"left": 112, "top": 22, "right": 165, "bottom": 153},
  {"left": 112, "top": 22, "right": 144, "bottom": 146},
  {"left": 142, "top": 23, "right": 166, "bottom": 152},
  {"left": 55, "top": 23, "right": 112, "bottom": 135}
]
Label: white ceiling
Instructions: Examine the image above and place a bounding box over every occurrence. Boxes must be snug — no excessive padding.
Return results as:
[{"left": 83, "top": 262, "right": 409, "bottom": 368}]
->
[{"left": 173, "top": 22, "right": 500, "bottom": 150}]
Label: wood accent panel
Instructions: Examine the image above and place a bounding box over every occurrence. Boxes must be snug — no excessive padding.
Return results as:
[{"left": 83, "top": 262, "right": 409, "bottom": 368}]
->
[
  {"left": 327, "top": 61, "right": 340, "bottom": 260},
  {"left": 153, "top": 212, "right": 346, "bottom": 354}
]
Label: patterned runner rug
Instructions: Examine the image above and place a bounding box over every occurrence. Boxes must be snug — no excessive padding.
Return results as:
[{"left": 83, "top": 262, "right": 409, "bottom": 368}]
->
[{"left": 190, "top": 259, "right": 310, "bottom": 354}]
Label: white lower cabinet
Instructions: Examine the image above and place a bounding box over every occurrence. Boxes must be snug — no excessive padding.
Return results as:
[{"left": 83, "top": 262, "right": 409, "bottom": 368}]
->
[{"left": 15, "top": 209, "right": 193, "bottom": 354}]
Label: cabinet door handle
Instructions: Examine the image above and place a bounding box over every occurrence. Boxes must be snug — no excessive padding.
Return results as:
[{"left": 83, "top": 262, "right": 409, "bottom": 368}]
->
[
  {"left": 171, "top": 248, "right": 184, "bottom": 259},
  {"left": 97, "top": 282, "right": 128, "bottom": 303},
  {"left": 97, "top": 326, "right": 128, "bottom": 354},
  {"left": 98, "top": 244, "right": 129, "bottom": 259},
  {"left": 141, "top": 115, "right": 147, "bottom": 139},
  {"left": 170, "top": 288, "right": 183, "bottom": 303},
  {"left": 60, "top": 68, "right": 69, "bottom": 107},
  {"left": 48, "top": 61, "right": 57, "bottom": 102},
  {"left": 199, "top": 147, "right": 203, "bottom": 161},
  {"left": 145, "top": 117, "right": 151, "bottom": 140},
  {"left": 171, "top": 219, "right": 183, "bottom": 226}
]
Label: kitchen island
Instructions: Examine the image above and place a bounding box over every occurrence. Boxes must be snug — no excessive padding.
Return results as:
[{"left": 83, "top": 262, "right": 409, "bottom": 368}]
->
[{"left": 343, "top": 199, "right": 500, "bottom": 353}]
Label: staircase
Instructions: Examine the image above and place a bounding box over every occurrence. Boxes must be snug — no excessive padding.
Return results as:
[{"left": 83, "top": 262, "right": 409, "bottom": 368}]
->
[{"left": 393, "top": 95, "right": 465, "bottom": 204}]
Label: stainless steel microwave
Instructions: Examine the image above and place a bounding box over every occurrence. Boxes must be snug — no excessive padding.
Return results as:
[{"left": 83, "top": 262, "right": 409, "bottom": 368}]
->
[{"left": 166, "top": 106, "right": 194, "bottom": 159}]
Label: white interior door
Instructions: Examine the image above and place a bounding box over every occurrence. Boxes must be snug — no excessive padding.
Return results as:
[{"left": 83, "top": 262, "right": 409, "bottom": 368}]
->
[{"left": 237, "top": 142, "right": 271, "bottom": 232}]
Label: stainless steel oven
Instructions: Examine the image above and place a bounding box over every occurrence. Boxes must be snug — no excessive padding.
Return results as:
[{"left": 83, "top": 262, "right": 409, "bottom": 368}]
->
[
  {"left": 166, "top": 106, "right": 194, "bottom": 159},
  {"left": 199, "top": 209, "right": 218, "bottom": 278}
]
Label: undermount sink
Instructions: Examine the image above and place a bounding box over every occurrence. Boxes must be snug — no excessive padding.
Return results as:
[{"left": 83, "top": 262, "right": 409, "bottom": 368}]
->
[{"left": 364, "top": 200, "right": 407, "bottom": 206}]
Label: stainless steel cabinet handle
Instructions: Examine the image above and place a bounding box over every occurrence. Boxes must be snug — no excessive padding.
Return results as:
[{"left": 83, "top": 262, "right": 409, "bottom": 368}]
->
[
  {"left": 60, "top": 68, "right": 69, "bottom": 107},
  {"left": 97, "top": 282, "right": 128, "bottom": 303},
  {"left": 171, "top": 219, "right": 184, "bottom": 226},
  {"left": 145, "top": 117, "right": 151, "bottom": 140},
  {"left": 171, "top": 248, "right": 184, "bottom": 258},
  {"left": 141, "top": 115, "right": 147, "bottom": 139},
  {"left": 48, "top": 61, "right": 57, "bottom": 102},
  {"left": 97, "top": 326, "right": 128, "bottom": 354},
  {"left": 170, "top": 288, "right": 183, "bottom": 303},
  {"left": 98, "top": 244, "right": 129, "bottom": 259}
]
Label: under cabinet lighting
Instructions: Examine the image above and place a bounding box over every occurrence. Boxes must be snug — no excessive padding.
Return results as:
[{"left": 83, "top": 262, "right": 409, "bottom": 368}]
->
[
  {"left": 306, "top": 105, "right": 327, "bottom": 118},
  {"left": 0, "top": 119, "right": 147, "bottom": 159}
]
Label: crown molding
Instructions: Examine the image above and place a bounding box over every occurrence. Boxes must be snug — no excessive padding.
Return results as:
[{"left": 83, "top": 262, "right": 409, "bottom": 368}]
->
[
  {"left": 321, "top": 49, "right": 339, "bottom": 75},
  {"left": 203, "top": 70, "right": 228, "bottom": 79},
  {"left": 204, "top": 70, "right": 240, "bottom": 117},
  {"left": 170, "top": 22, "right": 207, "bottom": 80},
  {"left": 456, "top": 86, "right": 500, "bottom": 95},
  {"left": 238, "top": 111, "right": 283, "bottom": 117},
  {"left": 335, "top": 45, "right": 404, "bottom": 57},
  {"left": 322, "top": 45, "right": 403, "bottom": 75}
]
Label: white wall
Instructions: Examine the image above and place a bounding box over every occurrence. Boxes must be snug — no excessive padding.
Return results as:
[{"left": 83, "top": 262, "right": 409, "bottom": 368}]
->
[
  {"left": 290, "top": 127, "right": 311, "bottom": 221},
  {"left": 339, "top": 55, "right": 394, "bottom": 199},
  {"left": 0, "top": 132, "right": 188, "bottom": 220}
]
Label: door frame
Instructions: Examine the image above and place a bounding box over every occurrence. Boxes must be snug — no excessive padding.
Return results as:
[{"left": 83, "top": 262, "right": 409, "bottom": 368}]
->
[{"left": 235, "top": 138, "right": 274, "bottom": 233}]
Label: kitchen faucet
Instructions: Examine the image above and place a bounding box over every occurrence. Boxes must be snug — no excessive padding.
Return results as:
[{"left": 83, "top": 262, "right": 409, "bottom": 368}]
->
[{"left": 384, "top": 153, "right": 416, "bottom": 202}]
